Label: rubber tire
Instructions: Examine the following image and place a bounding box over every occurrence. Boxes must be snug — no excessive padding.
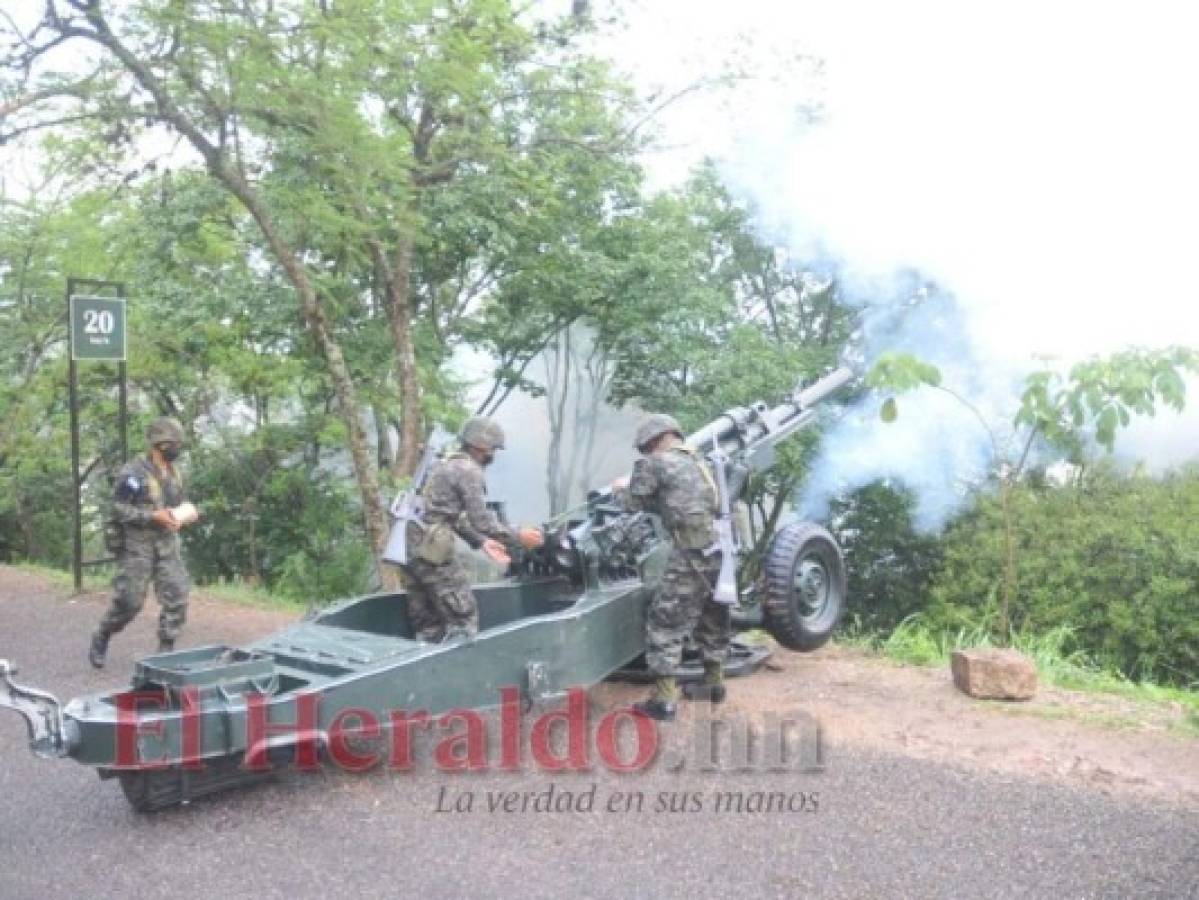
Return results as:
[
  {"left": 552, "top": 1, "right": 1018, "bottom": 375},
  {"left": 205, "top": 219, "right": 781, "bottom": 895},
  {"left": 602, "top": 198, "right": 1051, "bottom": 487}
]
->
[
  {"left": 763, "top": 521, "right": 847, "bottom": 651},
  {"left": 117, "top": 752, "right": 275, "bottom": 812}
]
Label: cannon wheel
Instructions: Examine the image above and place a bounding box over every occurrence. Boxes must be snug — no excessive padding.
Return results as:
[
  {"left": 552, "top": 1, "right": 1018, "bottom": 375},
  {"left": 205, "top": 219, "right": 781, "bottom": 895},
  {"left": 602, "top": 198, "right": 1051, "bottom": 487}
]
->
[
  {"left": 763, "top": 521, "right": 847, "bottom": 651},
  {"left": 116, "top": 752, "right": 276, "bottom": 812}
]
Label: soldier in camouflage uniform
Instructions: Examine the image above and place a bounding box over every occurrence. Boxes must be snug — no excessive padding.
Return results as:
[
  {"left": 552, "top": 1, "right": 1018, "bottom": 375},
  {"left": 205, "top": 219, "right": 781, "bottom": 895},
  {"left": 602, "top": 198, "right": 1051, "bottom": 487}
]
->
[
  {"left": 614, "top": 414, "right": 729, "bottom": 721},
  {"left": 88, "top": 417, "right": 195, "bottom": 668},
  {"left": 401, "top": 416, "right": 544, "bottom": 642}
]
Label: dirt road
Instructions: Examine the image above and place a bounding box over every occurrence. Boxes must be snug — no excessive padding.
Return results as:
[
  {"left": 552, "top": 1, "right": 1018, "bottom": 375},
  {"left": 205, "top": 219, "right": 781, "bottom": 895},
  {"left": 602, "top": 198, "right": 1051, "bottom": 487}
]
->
[{"left": 0, "top": 566, "right": 1195, "bottom": 899}]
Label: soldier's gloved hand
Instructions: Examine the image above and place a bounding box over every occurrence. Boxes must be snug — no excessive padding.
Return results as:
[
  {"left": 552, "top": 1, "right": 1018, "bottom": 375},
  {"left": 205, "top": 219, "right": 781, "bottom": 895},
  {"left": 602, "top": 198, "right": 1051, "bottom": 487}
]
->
[
  {"left": 517, "top": 527, "right": 544, "bottom": 551},
  {"left": 482, "top": 539, "right": 511, "bottom": 567},
  {"left": 150, "top": 509, "right": 181, "bottom": 532}
]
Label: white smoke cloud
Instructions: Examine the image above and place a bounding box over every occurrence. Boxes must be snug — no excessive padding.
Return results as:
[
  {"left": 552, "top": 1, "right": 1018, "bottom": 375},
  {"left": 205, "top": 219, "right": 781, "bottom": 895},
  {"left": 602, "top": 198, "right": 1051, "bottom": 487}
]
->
[{"left": 611, "top": 0, "right": 1199, "bottom": 527}]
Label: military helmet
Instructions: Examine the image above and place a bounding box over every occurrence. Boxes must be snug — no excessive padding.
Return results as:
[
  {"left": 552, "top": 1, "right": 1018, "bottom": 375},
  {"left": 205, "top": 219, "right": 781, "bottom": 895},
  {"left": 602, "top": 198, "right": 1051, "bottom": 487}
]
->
[
  {"left": 634, "top": 414, "right": 683, "bottom": 452},
  {"left": 146, "top": 416, "right": 185, "bottom": 446},
  {"left": 459, "top": 416, "right": 506, "bottom": 452}
]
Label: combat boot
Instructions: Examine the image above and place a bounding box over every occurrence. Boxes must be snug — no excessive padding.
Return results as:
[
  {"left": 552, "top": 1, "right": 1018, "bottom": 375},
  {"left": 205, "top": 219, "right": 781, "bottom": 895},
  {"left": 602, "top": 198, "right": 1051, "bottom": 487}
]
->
[
  {"left": 88, "top": 631, "right": 109, "bottom": 669},
  {"left": 683, "top": 660, "right": 726, "bottom": 704},
  {"left": 634, "top": 677, "right": 678, "bottom": 722},
  {"left": 157, "top": 637, "right": 175, "bottom": 654}
]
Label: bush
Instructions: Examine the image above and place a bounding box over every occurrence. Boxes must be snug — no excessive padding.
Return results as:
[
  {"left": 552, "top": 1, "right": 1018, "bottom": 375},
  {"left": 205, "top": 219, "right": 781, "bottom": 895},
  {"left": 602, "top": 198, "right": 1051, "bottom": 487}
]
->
[
  {"left": 184, "top": 430, "right": 371, "bottom": 603},
  {"left": 0, "top": 453, "right": 75, "bottom": 568},
  {"left": 828, "top": 481, "right": 943, "bottom": 633},
  {"left": 925, "top": 465, "right": 1199, "bottom": 687}
]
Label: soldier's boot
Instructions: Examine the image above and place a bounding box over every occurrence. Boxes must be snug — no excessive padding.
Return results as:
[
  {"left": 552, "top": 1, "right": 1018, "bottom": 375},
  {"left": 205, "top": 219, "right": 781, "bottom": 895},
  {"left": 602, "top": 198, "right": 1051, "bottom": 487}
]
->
[
  {"left": 634, "top": 677, "right": 677, "bottom": 722},
  {"left": 88, "top": 630, "right": 110, "bottom": 669},
  {"left": 157, "top": 637, "right": 175, "bottom": 654},
  {"left": 683, "top": 660, "right": 726, "bottom": 704}
]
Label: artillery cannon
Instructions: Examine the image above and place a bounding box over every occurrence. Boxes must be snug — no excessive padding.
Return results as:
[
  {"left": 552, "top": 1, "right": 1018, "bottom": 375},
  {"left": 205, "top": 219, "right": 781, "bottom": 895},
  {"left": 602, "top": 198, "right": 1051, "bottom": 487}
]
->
[
  {"left": 0, "top": 367, "right": 853, "bottom": 811},
  {"left": 529, "top": 364, "right": 854, "bottom": 654}
]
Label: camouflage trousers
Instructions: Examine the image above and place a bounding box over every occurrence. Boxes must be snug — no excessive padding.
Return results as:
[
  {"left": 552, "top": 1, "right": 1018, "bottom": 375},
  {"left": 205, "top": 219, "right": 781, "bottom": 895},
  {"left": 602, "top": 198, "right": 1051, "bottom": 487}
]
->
[
  {"left": 99, "top": 533, "right": 190, "bottom": 643},
  {"left": 646, "top": 548, "right": 730, "bottom": 676},
  {"left": 401, "top": 557, "right": 478, "bottom": 642}
]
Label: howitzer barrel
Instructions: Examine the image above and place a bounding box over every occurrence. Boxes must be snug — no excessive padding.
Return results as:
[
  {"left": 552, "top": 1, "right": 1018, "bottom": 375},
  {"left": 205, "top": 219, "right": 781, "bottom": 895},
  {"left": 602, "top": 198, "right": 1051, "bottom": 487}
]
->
[
  {"left": 548, "top": 366, "right": 854, "bottom": 528},
  {"left": 794, "top": 365, "right": 855, "bottom": 410},
  {"left": 686, "top": 366, "right": 855, "bottom": 465}
]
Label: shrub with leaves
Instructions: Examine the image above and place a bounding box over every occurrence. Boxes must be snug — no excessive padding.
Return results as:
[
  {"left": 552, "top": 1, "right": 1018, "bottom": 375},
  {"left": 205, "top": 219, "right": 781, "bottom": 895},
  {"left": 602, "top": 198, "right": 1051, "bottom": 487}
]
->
[
  {"left": 828, "top": 480, "right": 943, "bottom": 634},
  {"left": 925, "top": 465, "right": 1199, "bottom": 687}
]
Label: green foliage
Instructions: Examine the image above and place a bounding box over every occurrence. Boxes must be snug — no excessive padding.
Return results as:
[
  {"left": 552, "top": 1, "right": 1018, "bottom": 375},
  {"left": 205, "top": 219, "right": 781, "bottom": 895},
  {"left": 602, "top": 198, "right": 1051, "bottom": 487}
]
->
[
  {"left": 1018, "top": 347, "right": 1199, "bottom": 452},
  {"left": 865, "top": 351, "right": 943, "bottom": 393},
  {"left": 845, "top": 609, "right": 1199, "bottom": 726},
  {"left": 604, "top": 165, "right": 854, "bottom": 421},
  {"left": 828, "top": 481, "right": 943, "bottom": 633},
  {"left": 184, "top": 428, "right": 371, "bottom": 602},
  {"left": 925, "top": 465, "right": 1199, "bottom": 687},
  {"left": 0, "top": 453, "right": 73, "bottom": 567},
  {"left": 592, "top": 164, "right": 858, "bottom": 561},
  {"left": 868, "top": 347, "right": 1199, "bottom": 644}
]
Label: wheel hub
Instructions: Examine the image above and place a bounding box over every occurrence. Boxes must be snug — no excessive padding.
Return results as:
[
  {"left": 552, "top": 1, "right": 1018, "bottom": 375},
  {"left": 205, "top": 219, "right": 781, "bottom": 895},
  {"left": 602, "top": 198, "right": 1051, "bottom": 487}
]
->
[{"left": 795, "top": 557, "right": 829, "bottom": 616}]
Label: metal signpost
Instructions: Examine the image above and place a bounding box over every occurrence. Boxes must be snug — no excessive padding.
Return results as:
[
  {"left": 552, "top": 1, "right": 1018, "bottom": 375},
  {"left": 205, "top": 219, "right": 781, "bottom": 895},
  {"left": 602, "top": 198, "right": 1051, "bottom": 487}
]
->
[{"left": 67, "top": 278, "right": 128, "bottom": 592}]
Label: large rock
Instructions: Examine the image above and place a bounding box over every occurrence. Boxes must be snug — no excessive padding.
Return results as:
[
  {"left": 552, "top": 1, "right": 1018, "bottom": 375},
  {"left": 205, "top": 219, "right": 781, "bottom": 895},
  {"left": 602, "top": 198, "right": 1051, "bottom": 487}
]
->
[{"left": 950, "top": 648, "right": 1037, "bottom": 701}]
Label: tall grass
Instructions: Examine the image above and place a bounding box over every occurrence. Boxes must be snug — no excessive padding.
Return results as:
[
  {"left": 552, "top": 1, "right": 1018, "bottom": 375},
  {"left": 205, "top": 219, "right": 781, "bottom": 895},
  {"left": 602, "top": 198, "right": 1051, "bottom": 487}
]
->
[{"left": 839, "top": 610, "right": 1199, "bottom": 720}]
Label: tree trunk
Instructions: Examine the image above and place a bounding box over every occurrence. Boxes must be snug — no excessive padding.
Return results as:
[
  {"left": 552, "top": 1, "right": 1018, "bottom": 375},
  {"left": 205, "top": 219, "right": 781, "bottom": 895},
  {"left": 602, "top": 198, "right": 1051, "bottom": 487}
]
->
[
  {"left": 367, "top": 233, "right": 424, "bottom": 479},
  {"left": 388, "top": 235, "right": 424, "bottom": 477},
  {"left": 1000, "top": 478, "right": 1016, "bottom": 645},
  {"left": 232, "top": 174, "right": 390, "bottom": 562},
  {"left": 544, "top": 329, "right": 572, "bottom": 515},
  {"left": 374, "top": 404, "right": 393, "bottom": 470},
  {"left": 575, "top": 346, "right": 611, "bottom": 500},
  {"left": 79, "top": 7, "right": 393, "bottom": 580}
]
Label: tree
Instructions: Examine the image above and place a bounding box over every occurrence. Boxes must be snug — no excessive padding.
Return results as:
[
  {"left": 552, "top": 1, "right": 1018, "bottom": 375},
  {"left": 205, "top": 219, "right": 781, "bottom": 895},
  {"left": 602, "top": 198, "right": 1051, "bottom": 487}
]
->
[
  {"left": 596, "top": 165, "right": 856, "bottom": 568},
  {"left": 827, "top": 480, "right": 944, "bottom": 633},
  {"left": 867, "top": 347, "right": 1199, "bottom": 641},
  {"left": 2, "top": 1, "right": 651, "bottom": 574}
]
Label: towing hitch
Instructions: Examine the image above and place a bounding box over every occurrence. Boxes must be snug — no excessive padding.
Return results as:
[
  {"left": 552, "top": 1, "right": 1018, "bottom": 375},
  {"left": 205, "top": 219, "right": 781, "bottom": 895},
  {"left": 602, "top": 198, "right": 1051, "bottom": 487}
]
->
[{"left": 0, "top": 660, "right": 76, "bottom": 759}]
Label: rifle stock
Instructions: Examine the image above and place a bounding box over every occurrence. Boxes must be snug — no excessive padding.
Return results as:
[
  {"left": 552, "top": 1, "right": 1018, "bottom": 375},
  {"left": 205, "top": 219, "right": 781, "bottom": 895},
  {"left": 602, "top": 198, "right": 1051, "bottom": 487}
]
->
[{"left": 382, "top": 425, "right": 454, "bottom": 567}]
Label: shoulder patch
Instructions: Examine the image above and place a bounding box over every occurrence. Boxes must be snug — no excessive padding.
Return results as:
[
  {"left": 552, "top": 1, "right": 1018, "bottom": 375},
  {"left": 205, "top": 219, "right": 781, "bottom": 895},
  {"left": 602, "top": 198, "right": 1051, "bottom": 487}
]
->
[{"left": 115, "top": 475, "right": 144, "bottom": 502}]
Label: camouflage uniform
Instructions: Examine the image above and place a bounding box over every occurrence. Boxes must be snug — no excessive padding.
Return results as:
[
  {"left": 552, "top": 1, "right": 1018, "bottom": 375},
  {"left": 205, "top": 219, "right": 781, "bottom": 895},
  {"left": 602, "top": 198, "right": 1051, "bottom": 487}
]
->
[
  {"left": 98, "top": 456, "right": 190, "bottom": 645},
  {"left": 402, "top": 452, "right": 521, "bottom": 641},
  {"left": 622, "top": 445, "right": 730, "bottom": 676}
]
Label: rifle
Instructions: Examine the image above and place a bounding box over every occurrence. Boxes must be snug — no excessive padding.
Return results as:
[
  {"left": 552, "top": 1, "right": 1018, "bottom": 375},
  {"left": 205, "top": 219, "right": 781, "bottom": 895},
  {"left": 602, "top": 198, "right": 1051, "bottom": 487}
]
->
[
  {"left": 707, "top": 449, "right": 738, "bottom": 605},
  {"left": 382, "top": 425, "right": 454, "bottom": 566}
]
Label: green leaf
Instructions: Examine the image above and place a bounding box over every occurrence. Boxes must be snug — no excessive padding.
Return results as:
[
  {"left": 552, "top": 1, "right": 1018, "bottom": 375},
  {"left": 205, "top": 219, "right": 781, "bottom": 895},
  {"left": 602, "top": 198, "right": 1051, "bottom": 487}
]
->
[{"left": 865, "top": 352, "right": 943, "bottom": 392}]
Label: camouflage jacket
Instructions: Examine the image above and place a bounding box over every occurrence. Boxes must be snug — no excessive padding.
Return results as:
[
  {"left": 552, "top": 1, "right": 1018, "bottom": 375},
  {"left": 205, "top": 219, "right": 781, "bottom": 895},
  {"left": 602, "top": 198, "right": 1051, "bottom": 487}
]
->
[
  {"left": 110, "top": 455, "right": 186, "bottom": 535},
  {"left": 421, "top": 452, "right": 518, "bottom": 550},
  {"left": 621, "top": 445, "right": 718, "bottom": 551}
]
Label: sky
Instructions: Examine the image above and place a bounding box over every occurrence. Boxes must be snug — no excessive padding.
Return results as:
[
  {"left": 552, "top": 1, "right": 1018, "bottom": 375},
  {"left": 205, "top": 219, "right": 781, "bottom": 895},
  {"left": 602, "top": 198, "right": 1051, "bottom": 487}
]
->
[
  {"left": 593, "top": 0, "right": 1199, "bottom": 526},
  {"left": 607, "top": 0, "right": 1199, "bottom": 361},
  {"left": 6, "top": 1, "right": 1198, "bottom": 524}
]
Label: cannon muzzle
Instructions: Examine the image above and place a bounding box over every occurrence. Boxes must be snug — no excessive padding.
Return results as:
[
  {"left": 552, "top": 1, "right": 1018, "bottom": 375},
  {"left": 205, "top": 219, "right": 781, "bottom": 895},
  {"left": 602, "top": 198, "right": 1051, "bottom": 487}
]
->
[{"left": 794, "top": 366, "right": 855, "bottom": 410}]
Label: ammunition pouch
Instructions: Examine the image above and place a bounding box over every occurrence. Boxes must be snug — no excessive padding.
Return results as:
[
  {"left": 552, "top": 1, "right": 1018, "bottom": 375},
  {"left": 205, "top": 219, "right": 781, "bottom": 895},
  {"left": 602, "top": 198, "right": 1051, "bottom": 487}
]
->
[
  {"left": 415, "top": 521, "right": 456, "bottom": 565},
  {"left": 102, "top": 519, "right": 125, "bottom": 555},
  {"left": 671, "top": 517, "right": 717, "bottom": 551}
]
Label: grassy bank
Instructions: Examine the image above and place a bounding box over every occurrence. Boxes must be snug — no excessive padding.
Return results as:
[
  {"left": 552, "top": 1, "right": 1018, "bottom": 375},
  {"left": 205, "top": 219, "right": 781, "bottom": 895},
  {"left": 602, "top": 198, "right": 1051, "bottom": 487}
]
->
[
  {"left": 8, "top": 562, "right": 307, "bottom": 613},
  {"left": 840, "top": 614, "right": 1199, "bottom": 737}
]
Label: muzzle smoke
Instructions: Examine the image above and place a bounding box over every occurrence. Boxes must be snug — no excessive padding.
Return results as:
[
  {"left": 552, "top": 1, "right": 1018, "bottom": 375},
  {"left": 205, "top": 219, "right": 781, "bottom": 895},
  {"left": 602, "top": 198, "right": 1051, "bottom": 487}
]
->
[{"left": 708, "top": 0, "right": 1199, "bottom": 528}]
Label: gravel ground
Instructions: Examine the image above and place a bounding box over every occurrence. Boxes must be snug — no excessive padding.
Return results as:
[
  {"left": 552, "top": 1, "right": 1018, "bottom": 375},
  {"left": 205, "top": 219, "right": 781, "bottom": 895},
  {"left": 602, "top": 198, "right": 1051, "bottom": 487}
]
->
[{"left": 0, "top": 566, "right": 1196, "bottom": 899}]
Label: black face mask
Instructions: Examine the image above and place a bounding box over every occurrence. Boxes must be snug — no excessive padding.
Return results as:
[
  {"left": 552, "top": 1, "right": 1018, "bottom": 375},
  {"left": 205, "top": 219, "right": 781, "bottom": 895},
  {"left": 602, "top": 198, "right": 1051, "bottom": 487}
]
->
[
  {"left": 159, "top": 443, "right": 183, "bottom": 463},
  {"left": 478, "top": 450, "right": 495, "bottom": 467}
]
